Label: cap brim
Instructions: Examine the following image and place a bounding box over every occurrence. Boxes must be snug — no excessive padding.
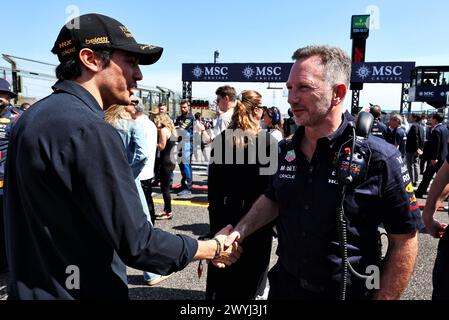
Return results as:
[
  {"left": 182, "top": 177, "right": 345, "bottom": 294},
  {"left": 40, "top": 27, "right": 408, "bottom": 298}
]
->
[
  {"left": 113, "top": 44, "right": 163, "bottom": 65},
  {"left": 0, "top": 90, "right": 17, "bottom": 98}
]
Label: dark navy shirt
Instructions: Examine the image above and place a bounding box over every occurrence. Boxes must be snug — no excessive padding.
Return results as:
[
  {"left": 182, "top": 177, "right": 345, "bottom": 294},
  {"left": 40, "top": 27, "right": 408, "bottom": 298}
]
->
[
  {"left": 265, "top": 114, "right": 422, "bottom": 294},
  {"left": 370, "top": 120, "right": 387, "bottom": 140},
  {"left": 175, "top": 114, "right": 194, "bottom": 137},
  {"left": 4, "top": 80, "right": 197, "bottom": 299},
  {"left": 386, "top": 126, "right": 407, "bottom": 157}
]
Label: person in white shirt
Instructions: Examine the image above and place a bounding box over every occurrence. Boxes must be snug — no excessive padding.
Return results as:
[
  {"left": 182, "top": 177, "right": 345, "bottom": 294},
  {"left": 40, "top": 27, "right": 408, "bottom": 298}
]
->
[
  {"left": 131, "top": 97, "right": 173, "bottom": 286},
  {"left": 214, "top": 85, "right": 237, "bottom": 135},
  {"left": 131, "top": 97, "right": 157, "bottom": 224}
]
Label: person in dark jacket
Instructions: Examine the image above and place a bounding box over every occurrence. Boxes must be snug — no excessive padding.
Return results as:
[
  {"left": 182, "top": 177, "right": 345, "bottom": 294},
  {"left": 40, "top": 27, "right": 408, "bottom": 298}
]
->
[
  {"left": 369, "top": 104, "right": 387, "bottom": 140},
  {"left": 174, "top": 100, "right": 194, "bottom": 196},
  {"left": 415, "top": 113, "right": 449, "bottom": 198},
  {"left": 0, "top": 79, "right": 22, "bottom": 274},
  {"left": 3, "top": 13, "right": 240, "bottom": 300},
  {"left": 406, "top": 114, "right": 425, "bottom": 186},
  {"left": 206, "top": 89, "right": 277, "bottom": 300},
  {"left": 386, "top": 113, "right": 407, "bottom": 158}
]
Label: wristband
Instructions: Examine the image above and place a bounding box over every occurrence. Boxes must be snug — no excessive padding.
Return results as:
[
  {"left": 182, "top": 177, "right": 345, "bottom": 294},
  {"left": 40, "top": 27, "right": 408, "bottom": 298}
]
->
[{"left": 212, "top": 237, "right": 221, "bottom": 259}]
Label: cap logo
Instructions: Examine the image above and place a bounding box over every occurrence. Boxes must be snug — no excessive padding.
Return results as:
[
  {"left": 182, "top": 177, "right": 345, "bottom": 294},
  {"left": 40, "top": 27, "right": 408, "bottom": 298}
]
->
[
  {"left": 140, "top": 45, "right": 156, "bottom": 50},
  {"left": 58, "top": 40, "right": 73, "bottom": 49},
  {"left": 119, "top": 26, "right": 134, "bottom": 38},
  {"left": 61, "top": 47, "right": 76, "bottom": 57},
  {"left": 84, "top": 36, "right": 110, "bottom": 45}
]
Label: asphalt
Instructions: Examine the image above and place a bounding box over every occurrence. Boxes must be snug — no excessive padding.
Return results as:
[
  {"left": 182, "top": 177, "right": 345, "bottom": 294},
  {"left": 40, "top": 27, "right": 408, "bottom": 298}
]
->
[{"left": 1, "top": 163, "right": 447, "bottom": 301}]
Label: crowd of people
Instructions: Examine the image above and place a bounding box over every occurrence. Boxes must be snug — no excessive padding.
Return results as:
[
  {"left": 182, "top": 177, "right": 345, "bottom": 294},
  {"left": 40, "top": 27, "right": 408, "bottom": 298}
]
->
[{"left": 1, "top": 13, "right": 449, "bottom": 301}]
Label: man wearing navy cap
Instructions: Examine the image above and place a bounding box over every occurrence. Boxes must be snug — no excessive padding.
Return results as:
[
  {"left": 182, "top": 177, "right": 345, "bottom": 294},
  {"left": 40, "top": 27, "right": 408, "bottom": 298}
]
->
[
  {"left": 4, "top": 14, "right": 240, "bottom": 299},
  {"left": 0, "top": 78, "right": 22, "bottom": 274}
]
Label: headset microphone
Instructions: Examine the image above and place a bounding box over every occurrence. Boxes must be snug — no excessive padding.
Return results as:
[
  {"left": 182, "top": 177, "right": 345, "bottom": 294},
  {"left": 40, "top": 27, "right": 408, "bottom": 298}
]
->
[
  {"left": 336, "top": 112, "right": 373, "bottom": 186},
  {"left": 335, "top": 111, "right": 374, "bottom": 300}
]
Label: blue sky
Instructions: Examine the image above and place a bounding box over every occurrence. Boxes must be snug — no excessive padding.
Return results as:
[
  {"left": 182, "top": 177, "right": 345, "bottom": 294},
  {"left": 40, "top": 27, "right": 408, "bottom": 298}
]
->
[{"left": 1, "top": 0, "right": 448, "bottom": 114}]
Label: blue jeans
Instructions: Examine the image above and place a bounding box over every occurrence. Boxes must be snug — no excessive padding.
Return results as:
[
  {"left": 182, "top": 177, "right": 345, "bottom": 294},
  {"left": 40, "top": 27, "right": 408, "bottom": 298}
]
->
[{"left": 179, "top": 141, "right": 192, "bottom": 190}]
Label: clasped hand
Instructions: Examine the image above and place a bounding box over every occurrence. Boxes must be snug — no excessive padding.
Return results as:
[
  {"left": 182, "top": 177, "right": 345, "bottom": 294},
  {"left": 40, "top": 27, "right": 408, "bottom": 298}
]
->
[{"left": 211, "top": 225, "right": 243, "bottom": 269}]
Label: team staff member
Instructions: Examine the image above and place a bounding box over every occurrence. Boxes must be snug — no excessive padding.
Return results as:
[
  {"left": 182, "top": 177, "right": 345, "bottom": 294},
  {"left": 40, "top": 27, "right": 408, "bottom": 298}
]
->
[
  {"left": 174, "top": 100, "right": 194, "bottom": 196},
  {"left": 223, "top": 45, "right": 422, "bottom": 300},
  {"left": 4, "top": 14, "right": 240, "bottom": 300},
  {"left": 415, "top": 113, "right": 449, "bottom": 198},
  {"left": 369, "top": 104, "right": 387, "bottom": 140},
  {"left": 0, "top": 79, "right": 22, "bottom": 274}
]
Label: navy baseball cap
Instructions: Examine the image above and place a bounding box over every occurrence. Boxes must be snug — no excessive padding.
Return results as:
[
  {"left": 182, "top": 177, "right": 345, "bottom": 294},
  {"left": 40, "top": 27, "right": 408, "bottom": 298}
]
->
[
  {"left": 0, "top": 78, "right": 17, "bottom": 98},
  {"left": 51, "top": 13, "right": 163, "bottom": 65}
]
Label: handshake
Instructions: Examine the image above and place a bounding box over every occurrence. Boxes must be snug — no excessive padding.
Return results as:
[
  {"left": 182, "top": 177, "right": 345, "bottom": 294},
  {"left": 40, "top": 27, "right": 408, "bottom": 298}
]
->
[{"left": 198, "top": 225, "right": 243, "bottom": 270}]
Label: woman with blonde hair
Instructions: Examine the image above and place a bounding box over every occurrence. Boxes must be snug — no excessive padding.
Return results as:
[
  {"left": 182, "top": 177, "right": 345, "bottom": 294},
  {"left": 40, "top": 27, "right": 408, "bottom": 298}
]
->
[
  {"left": 153, "top": 113, "right": 177, "bottom": 220},
  {"left": 206, "top": 90, "right": 275, "bottom": 300},
  {"left": 104, "top": 104, "right": 148, "bottom": 200}
]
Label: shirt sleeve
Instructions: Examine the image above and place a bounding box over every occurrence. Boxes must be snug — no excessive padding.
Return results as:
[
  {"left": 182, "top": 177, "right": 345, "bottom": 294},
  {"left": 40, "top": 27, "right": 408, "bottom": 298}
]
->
[
  {"left": 65, "top": 122, "right": 197, "bottom": 275},
  {"left": 130, "top": 122, "right": 148, "bottom": 178},
  {"left": 380, "top": 152, "right": 423, "bottom": 234}
]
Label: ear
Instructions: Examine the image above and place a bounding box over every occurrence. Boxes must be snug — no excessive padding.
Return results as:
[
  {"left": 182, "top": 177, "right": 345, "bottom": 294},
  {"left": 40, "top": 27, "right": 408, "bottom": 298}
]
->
[
  {"left": 78, "top": 48, "right": 102, "bottom": 73},
  {"left": 331, "top": 83, "right": 347, "bottom": 107}
]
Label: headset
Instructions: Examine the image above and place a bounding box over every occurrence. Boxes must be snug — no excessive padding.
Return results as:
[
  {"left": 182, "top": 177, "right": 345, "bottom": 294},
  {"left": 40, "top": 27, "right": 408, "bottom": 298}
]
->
[
  {"left": 334, "top": 111, "right": 376, "bottom": 300},
  {"left": 267, "top": 107, "right": 281, "bottom": 124},
  {"left": 336, "top": 111, "right": 373, "bottom": 186}
]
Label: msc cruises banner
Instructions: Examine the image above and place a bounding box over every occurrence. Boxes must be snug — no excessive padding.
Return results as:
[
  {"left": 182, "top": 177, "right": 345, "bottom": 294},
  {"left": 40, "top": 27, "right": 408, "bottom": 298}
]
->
[
  {"left": 182, "top": 63, "right": 293, "bottom": 82},
  {"left": 351, "top": 62, "right": 415, "bottom": 83},
  {"left": 408, "top": 86, "right": 449, "bottom": 103}
]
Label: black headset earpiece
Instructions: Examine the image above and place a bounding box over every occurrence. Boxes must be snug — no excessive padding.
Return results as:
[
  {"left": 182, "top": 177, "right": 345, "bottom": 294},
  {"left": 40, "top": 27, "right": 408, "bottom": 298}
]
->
[{"left": 336, "top": 112, "right": 373, "bottom": 186}]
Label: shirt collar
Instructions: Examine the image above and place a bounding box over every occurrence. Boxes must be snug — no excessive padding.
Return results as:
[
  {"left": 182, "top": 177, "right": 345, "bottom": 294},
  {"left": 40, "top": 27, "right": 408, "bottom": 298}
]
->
[
  {"left": 52, "top": 80, "right": 104, "bottom": 118},
  {"left": 291, "top": 113, "right": 350, "bottom": 146}
]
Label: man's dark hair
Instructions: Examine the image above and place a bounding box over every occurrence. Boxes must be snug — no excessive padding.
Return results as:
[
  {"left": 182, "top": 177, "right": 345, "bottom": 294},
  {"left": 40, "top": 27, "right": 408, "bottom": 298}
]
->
[
  {"left": 180, "top": 99, "right": 190, "bottom": 106},
  {"left": 432, "top": 112, "right": 444, "bottom": 123},
  {"left": 287, "top": 108, "right": 294, "bottom": 117},
  {"left": 411, "top": 113, "right": 422, "bottom": 122},
  {"left": 215, "top": 85, "right": 236, "bottom": 101},
  {"left": 194, "top": 112, "right": 201, "bottom": 120},
  {"left": 55, "top": 50, "right": 113, "bottom": 81},
  {"left": 369, "top": 105, "right": 382, "bottom": 119}
]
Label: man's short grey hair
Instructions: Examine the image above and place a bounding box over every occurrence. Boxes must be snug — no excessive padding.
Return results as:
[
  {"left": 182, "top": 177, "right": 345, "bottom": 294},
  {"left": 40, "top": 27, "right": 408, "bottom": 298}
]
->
[
  {"left": 134, "top": 101, "right": 145, "bottom": 113},
  {"left": 131, "top": 96, "right": 145, "bottom": 113},
  {"left": 292, "top": 45, "right": 351, "bottom": 87}
]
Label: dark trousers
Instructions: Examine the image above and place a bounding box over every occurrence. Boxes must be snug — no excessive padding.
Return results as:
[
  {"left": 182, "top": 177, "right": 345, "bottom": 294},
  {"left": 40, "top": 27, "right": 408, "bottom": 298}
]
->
[
  {"left": 416, "top": 160, "right": 443, "bottom": 196},
  {"left": 432, "top": 234, "right": 449, "bottom": 300},
  {"left": 206, "top": 227, "right": 272, "bottom": 300},
  {"left": 153, "top": 156, "right": 161, "bottom": 184},
  {"left": 0, "top": 194, "right": 7, "bottom": 272},
  {"left": 140, "top": 179, "right": 155, "bottom": 225},
  {"left": 160, "top": 161, "right": 175, "bottom": 213}
]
